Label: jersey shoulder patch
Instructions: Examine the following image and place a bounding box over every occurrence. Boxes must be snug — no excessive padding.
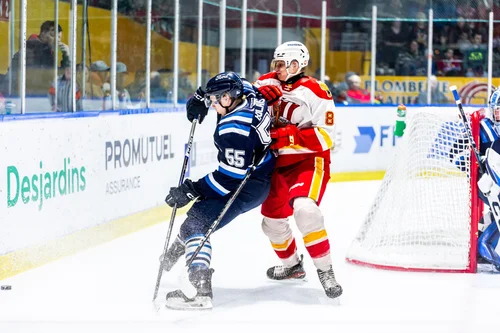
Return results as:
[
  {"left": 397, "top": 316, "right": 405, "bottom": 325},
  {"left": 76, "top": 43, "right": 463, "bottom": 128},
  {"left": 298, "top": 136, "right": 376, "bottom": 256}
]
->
[{"left": 293, "top": 76, "right": 333, "bottom": 100}]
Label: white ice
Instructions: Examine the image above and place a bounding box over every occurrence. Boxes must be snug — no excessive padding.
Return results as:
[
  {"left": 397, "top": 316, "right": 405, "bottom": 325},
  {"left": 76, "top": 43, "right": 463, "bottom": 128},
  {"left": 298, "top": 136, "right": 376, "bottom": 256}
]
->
[{"left": 1, "top": 180, "right": 499, "bottom": 333}]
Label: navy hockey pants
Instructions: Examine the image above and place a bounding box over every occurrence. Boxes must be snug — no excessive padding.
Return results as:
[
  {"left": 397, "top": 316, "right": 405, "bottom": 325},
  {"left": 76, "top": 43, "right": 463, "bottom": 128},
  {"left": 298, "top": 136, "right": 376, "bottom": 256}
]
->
[{"left": 179, "top": 177, "right": 271, "bottom": 240}]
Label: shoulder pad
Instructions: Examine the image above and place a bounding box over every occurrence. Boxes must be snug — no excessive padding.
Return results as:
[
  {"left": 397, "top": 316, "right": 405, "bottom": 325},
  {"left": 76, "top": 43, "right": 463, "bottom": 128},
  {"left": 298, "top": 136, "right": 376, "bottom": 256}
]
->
[{"left": 293, "top": 76, "right": 333, "bottom": 100}]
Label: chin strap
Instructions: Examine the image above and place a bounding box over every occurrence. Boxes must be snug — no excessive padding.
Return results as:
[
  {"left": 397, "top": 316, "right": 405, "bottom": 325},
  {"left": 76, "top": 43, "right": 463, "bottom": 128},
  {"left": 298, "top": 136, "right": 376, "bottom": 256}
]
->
[
  {"left": 223, "top": 98, "right": 236, "bottom": 114},
  {"left": 282, "top": 67, "right": 305, "bottom": 82}
]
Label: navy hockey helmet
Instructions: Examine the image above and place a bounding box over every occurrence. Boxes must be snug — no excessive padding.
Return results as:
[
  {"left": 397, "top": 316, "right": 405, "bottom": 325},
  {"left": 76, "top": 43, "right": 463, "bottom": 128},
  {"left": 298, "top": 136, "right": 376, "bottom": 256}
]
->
[
  {"left": 489, "top": 88, "right": 500, "bottom": 125},
  {"left": 204, "top": 71, "right": 244, "bottom": 108}
]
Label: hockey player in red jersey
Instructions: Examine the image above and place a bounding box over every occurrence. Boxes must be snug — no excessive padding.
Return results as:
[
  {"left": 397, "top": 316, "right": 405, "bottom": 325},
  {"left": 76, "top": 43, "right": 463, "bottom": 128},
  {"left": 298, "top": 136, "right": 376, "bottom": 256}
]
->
[{"left": 254, "top": 41, "right": 342, "bottom": 299}]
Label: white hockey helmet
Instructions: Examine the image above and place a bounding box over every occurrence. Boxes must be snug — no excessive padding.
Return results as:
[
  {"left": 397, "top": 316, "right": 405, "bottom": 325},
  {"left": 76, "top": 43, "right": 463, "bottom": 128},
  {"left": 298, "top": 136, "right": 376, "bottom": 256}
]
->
[
  {"left": 272, "top": 41, "right": 309, "bottom": 80},
  {"left": 489, "top": 88, "right": 500, "bottom": 125}
]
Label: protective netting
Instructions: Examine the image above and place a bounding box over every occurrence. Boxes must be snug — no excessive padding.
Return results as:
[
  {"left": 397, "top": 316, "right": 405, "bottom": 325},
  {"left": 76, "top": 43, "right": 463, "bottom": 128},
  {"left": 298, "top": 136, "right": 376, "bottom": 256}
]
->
[{"left": 346, "top": 107, "right": 476, "bottom": 271}]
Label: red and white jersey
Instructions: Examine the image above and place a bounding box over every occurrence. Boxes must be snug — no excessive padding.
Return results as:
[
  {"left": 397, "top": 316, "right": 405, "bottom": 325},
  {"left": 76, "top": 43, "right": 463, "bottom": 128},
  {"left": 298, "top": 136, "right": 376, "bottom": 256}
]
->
[{"left": 254, "top": 72, "right": 336, "bottom": 167}]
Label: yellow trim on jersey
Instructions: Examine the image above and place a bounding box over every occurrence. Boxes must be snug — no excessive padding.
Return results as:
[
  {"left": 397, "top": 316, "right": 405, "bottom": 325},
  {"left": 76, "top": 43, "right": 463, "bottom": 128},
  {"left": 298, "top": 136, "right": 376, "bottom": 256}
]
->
[
  {"left": 308, "top": 157, "right": 324, "bottom": 201},
  {"left": 271, "top": 238, "right": 291, "bottom": 250},
  {"left": 303, "top": 229, "right": 328, "bottom": 245},
  {"left": 316, "top": 127, "right": 334, "bottom": 150}
]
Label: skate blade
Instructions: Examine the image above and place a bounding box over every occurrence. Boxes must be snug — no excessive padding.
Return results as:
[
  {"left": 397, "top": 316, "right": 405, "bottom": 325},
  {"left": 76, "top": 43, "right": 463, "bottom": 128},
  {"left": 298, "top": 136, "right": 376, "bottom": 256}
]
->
[
  {"left": 267, "top": 276, "right": 308, "bottom": 284},
  {"left": 165, "top": 296, "right": 213, "bottom": 310}
]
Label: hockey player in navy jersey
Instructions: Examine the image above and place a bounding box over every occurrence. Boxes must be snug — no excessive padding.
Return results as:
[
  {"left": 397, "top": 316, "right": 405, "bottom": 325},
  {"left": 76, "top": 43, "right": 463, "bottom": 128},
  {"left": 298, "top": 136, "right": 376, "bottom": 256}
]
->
[
  {"left": 475, "top": 88, "right": 500, "bottom": 272},
  {"left": 162, "top": 72, "right": 274, "bottom": 309}
]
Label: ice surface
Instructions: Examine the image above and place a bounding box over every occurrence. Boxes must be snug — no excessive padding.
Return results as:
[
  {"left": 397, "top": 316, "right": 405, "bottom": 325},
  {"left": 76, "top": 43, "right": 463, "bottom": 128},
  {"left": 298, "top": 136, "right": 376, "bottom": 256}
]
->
[{"left": 1, "top": 180, "right": 499, "bottom": 333}]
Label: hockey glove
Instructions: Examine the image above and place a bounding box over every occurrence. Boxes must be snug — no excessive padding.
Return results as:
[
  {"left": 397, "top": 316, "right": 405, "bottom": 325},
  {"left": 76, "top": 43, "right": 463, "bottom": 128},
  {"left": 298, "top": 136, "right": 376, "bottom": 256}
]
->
[
  {"left": 165, "top": 179, "right": 202, "bottom": 208},
  {"left": 258, "top": 85, "right": 282, "bottom": 106},
  {"left": 270, "top": 125, "right": 299, "bottom": 150},
  {"left": 186, "top": 87, "right": 209, "bottom": 124}
]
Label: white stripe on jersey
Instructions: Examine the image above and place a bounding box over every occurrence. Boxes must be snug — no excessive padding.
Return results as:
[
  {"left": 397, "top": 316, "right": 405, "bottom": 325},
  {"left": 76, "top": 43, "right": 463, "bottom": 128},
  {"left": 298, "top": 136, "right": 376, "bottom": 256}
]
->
[
  {"left": 219, "top": 115, "right": 253, "bottom": 125},
  {"left": 219, "top": 127, "right": 250, "bottom": 137},
  {"left": 208, "top": 173, "right": 230, "bottom": 195}
]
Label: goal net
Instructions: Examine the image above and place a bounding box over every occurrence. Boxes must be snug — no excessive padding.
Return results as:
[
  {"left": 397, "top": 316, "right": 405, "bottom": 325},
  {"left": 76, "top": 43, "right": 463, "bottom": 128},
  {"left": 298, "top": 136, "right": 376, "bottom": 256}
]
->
[{"left": 346, "top": 108, "right": 483, "bottom": 272}]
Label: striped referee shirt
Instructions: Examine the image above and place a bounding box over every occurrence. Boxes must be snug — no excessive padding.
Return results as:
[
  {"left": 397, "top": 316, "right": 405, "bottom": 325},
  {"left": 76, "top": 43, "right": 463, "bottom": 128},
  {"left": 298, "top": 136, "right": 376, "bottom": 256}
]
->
[{"left": 48, "top": 76, "right": 82, "bottom": 112}]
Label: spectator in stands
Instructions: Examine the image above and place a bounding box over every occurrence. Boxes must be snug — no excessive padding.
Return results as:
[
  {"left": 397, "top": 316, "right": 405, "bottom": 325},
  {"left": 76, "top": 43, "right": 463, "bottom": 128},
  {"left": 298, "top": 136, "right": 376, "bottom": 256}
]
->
[
  {"left": 492, "top": 42, "right": 500, "bottom": 77},
  {"left": 381, "top": 20, "right": 410, "bottom": 69},
  {"left": 1, "top": 21, "right": 69, "bottom": 97},
  {"left": 323, "top": 75, "right": 335, "bottom": 94},
  {"left": 463, "top": 32, "right": 487, "bottom": 78},
  {"left": 89, "top": 60, "right": 110, "bottom": 98},
  {"left": 333, "top": 82, "right": 351, "bottom": 106},
  {"left": 395, "top": 40, "right": 427, "bottom": 76},
  {"left": 416, "top": 75, "right": 449, "bottom": 105},
  {"left": 434, "top": 32, "right": 450, "bottom": 59},
  {"left": 48, "top": 58, "right": 82, "bottom": 112},
  {"left": 102, "top": 62, "right": 133, "bottom": 109},
  {"left": 457, "top": 31, "right": 473, "bottom": 53},
  {"left": 150, "top": 71, "right": 168, "bottom": 100},
  {"left": 411, "top": 11, "right": 428, "bottom": 53},
  {"left": 126, "top": 70, "right": 146, "bottom": 101},
  {"left": 437, "top": 48, "right": 462, "bottom": 77},
  {"left": 450, "top": 17, "right": 471, "bottom": 44},
  {"left": 345, "top": 72, "right": 382, "bottom": 104}
]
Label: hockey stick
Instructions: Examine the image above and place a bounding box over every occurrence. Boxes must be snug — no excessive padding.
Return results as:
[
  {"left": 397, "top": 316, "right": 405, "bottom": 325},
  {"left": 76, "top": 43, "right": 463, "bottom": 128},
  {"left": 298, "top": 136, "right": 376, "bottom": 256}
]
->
[
  {"left": 449, "top": 85, "right": 485, "bottom": 174},
  {"left": 152, "top": 115, "right": 200, "bottom": 302},
  {"left": 185, "top": 146, "right": 271, "bottom": 268},
  {"left": 450, "top": 86, "right": 500, "bottom": 236}
]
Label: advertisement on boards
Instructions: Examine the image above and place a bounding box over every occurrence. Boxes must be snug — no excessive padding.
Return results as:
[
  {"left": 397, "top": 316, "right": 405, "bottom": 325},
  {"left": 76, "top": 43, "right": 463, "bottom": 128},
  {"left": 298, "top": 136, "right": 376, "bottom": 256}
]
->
[
  {"left": 361, "top": 75, "right": 498, "bottom": 106},
  {"left": 0, "top": 111, "right": 220, "bottom": 254}
]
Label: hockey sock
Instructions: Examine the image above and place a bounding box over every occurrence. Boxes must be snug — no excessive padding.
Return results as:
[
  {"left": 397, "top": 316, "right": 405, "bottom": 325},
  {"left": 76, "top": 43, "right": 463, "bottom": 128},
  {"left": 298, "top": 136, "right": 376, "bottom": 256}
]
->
[
  {"left": 262, "top": 217, "right": 299, "bottom": 266},
  {"left": 271, "top": 237, "right": 299, "bottom": 267},
  {"left": 303, "top": 230, "right": 331, "bottom": 271},
  {"left": 185, "top": 234, "right": 212, "bottom": 269},
  {"left": 294, "top": 197, "right": 332, "bottom": 271}
]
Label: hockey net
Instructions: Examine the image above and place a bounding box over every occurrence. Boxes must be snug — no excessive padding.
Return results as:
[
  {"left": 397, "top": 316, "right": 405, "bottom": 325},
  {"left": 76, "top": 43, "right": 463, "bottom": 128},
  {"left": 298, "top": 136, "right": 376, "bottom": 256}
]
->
[{"left": 346, "top": 108, "right": 483, "bottom": 273}]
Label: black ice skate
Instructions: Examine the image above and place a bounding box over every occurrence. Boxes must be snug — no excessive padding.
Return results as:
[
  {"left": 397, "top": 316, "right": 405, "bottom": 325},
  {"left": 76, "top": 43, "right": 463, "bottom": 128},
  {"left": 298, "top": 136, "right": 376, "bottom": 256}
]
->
[
  {"left": 317, "top": 266, "right": 343, "bottom": 299},
  {"left": 165, "top": 267, "right": 214, "bottom": 310},
  {"left": 267, "top": 254, "right": 306, "bottom": 281},
  {"left": 159, "top": 236, "right": 185, "bottom": 272}
]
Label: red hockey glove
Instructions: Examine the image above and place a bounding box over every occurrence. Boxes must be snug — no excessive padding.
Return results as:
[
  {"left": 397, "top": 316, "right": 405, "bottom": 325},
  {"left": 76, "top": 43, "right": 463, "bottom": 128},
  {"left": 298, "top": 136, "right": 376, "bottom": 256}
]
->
[
  {"left": 258, "top": 85, "right": 282, "bottom": 106},
  {"left": 270, "top": 125, "right": 299, "bottom": 149}
]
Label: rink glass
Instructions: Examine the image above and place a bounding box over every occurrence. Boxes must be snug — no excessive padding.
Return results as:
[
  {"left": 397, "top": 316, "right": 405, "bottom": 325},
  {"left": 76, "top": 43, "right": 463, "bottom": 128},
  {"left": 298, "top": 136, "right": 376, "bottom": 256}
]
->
[{"left": 0, "top": 0, "right": 499, "bottom": 113}]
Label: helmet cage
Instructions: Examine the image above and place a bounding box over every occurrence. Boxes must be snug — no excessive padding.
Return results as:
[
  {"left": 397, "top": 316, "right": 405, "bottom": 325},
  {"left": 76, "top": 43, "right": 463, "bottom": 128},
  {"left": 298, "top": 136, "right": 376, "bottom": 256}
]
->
[
  {"left": 204, "top": 72, "right": 243, "bottom": 108},
  {"left": 492, "top": 105, "right": 500, "bottom": 125},
  {"left": 489, "top": 89, "right": 500, "bottom": 125}
]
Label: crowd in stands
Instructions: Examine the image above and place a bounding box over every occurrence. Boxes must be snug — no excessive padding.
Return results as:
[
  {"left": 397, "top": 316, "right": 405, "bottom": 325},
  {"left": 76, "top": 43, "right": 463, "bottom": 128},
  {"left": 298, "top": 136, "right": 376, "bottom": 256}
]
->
[
  {"left": 3, "top": 0, "right": 500, "bottom": 112},
  {"left": 0, "top": 17, "right": 195, "bottom": 113}
]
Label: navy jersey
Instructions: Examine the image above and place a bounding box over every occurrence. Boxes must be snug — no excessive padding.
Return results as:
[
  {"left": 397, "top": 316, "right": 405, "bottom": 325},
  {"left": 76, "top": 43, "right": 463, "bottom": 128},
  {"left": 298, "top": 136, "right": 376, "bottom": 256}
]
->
[
  {"left": 479, "top": 118, "right": 500, "bottom": 154},
  {"left": 194, "top": 81, "right": 275, "bottom": 198},
  {"left": 449, "top": 118, "right": 500, "bottom": 171}
]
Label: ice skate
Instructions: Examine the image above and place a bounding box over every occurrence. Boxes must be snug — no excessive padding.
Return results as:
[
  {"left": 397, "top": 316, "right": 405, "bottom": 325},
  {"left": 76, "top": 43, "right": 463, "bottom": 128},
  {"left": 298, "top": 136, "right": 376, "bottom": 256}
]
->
[
  {"left": 317, "top": 266, "right": 343, "bottom": 299},
  {"left": 159, "top": 236, "right": 185, "bottom": 272},
  {"left": 267, "top": 254, "right": 306, "bottom": 281},
  {"left": 165, "top": 267, "right": 214, "bottom": 310}
]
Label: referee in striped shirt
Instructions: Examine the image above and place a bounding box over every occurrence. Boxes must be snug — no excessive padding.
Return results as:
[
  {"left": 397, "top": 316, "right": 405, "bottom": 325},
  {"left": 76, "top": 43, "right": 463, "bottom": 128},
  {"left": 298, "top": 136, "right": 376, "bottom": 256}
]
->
[{"left": 48, "top": 56, "right": 82, "bottom": 112}]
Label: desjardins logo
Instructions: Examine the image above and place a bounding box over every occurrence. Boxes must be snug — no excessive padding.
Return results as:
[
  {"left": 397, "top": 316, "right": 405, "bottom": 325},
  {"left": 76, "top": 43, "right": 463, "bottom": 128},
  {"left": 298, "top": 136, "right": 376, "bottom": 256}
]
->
[{"left": 7, "top": 158, "right": 86, "bottom": 211}]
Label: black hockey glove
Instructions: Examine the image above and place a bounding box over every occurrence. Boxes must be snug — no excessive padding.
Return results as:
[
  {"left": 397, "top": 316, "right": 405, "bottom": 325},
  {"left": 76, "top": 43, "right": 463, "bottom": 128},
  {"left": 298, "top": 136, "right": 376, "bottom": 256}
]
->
[
  {"left": 165, "top": 179, "right": 202, "bottom": 208},
  {"left": 186, "top": 87, "right": 209, "bottom": 124}
]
